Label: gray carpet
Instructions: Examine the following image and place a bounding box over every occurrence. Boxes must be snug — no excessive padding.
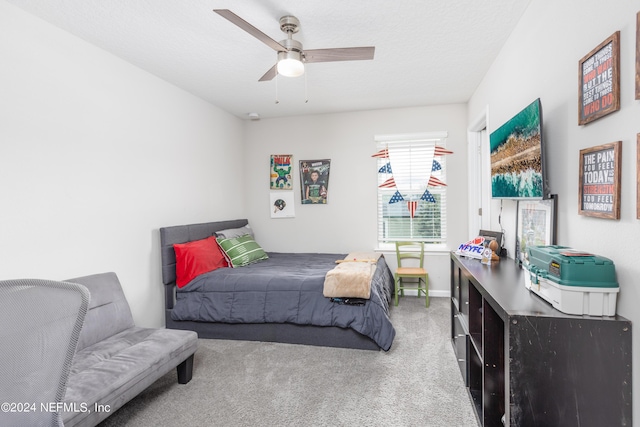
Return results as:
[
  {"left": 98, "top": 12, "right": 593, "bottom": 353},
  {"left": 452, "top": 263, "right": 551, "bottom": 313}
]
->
[{"left": 98, "top": 297, "right": 479, "bottom": 427}]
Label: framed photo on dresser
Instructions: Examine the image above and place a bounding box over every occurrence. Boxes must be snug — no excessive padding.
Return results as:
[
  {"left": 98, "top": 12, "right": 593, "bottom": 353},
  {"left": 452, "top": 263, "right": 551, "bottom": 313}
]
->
[{"left": 515, "top": 195, "right": 557, "bottom": 265}]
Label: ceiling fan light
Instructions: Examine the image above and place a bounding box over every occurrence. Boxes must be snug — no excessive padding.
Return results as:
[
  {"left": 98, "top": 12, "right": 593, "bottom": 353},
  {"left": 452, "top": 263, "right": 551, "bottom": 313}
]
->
[{"left": 277, "top": 51, "right": 305, "bottom": 77}]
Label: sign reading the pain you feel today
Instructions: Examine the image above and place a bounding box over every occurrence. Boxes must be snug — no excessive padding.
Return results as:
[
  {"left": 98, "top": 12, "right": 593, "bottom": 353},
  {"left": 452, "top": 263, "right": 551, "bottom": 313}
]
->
[{"left": 579, "top": 141, "right": 621, "bottom": 220}]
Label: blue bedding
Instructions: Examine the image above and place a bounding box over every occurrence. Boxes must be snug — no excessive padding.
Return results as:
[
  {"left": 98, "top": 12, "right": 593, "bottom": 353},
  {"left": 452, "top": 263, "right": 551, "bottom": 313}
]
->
[{"left": 171, "top": 253, "right": 396, "bottom": 351}]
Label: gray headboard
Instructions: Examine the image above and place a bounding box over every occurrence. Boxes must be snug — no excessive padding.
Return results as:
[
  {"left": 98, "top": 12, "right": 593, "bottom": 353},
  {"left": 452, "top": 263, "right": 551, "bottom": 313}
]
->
[{"left": 159, "top": 219, "right": 248, "bottom": 308}]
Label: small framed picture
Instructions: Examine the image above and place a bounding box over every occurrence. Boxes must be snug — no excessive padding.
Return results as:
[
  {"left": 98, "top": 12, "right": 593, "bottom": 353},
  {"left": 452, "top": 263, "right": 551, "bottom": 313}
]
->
[
  {"left": 578, "top": 141, "right": 621, "bottom": 219},
  {"left": 270, "top": 192, "right": 295, "bottom": 218},
  {"left": 578, "top": 31, "right": 620, "bottom": 125},
  {"left": 515, "top": 195, "right": 557, "bottom": 265}
]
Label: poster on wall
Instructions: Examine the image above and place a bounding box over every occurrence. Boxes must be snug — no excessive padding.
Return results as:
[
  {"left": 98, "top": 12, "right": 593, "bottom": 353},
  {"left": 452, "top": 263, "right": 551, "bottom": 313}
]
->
[
  {"left": 578, "top": 31, "right": 620, "bottom": 125},
  {"left": 270, "top": 192, "right": 295, "bottom": 218},
  {"left": 578, "top": 141, "right": 621, "bottom": 219},
  {"left": 270, "top": 155, "right": 293, "bottom": 190},
  {"left": 299, "top": 159, "right": 330, "bottom": 204}
]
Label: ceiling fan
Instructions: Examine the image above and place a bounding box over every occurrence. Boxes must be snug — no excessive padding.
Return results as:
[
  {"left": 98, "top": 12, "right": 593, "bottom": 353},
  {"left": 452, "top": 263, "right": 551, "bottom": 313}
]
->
[{"left": 213, "top": 9, "right": 375, "bottom": 81}]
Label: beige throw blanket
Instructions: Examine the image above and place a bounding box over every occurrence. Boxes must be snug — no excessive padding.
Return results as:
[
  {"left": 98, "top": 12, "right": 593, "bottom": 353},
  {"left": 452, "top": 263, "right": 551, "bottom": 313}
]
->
[{"left": 323, "top": 252, "right": 382, "bottom": 299}]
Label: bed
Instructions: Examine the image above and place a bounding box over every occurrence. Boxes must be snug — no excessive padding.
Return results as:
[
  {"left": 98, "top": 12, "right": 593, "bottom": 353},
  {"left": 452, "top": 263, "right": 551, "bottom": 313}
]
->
[{"left": 159, "top": 219, "right": 396, "bottom": 351}]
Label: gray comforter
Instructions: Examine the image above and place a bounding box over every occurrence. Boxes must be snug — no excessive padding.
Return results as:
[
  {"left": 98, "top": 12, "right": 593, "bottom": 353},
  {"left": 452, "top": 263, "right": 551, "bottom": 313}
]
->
[{"left": 171, "top": 253, "right": 396, "bottom": 351}]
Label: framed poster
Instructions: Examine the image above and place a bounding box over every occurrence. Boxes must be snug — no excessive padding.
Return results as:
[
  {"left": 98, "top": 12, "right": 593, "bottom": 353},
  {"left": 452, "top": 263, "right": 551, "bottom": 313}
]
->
[
  {"left": 299, "top": 159, "right": 330, "bottom": 204},
  {"left": 578, "top": 31, "right": 620, "bottom": 125},
  {"left": 515, "top": 195, "right": 557, "bottom": 265},
  {"left": 270, "top": 155, "right": 293, "bottom": 190},
  {"left": 578, "top": 141, "right": 621, "bottom": 219}
]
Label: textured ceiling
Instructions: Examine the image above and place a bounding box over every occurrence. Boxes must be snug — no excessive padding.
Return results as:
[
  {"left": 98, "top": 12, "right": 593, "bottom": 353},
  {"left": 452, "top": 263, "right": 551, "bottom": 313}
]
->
[{"left": 6, "top": 0, "right": 532, "bottom": 119}]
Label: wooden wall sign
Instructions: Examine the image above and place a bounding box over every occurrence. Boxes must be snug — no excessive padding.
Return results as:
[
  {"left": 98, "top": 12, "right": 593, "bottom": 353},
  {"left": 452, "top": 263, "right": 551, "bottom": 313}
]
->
[
  {"left": 578, "top": 32, "right": 620, "bottom": 125},
  {"left": 579, "top": 141, "right": 621, "bottom": 219}
]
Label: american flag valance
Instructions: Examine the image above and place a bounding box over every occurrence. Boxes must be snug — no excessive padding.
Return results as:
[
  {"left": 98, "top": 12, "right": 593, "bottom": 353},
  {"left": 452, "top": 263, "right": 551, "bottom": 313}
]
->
[{"left": 374, "top": 143, "right": 453, "bottom": 218}]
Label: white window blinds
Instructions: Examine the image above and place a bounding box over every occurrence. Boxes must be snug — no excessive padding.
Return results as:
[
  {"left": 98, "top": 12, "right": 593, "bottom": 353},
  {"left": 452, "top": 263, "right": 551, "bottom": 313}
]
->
[{"left": 375, "top": 132, "right": 448, "bottom": 245}]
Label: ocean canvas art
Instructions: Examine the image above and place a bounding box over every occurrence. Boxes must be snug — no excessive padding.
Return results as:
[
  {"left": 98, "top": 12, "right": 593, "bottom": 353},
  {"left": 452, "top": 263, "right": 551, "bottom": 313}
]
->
[{"left": 490, "top": 99, "right": 544, "bottom": 199}]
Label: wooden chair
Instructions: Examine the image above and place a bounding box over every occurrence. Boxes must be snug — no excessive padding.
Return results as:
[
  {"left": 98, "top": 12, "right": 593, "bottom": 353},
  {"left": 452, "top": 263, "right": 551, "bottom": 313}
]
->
[{"left": 394, "top": 241, "right": 429, "bottom": 307}]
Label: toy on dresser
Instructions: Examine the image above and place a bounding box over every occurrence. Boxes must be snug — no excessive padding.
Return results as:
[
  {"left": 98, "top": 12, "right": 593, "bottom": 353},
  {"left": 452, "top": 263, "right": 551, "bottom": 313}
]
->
[{"left": 481, "top": 239, "right": 500, "bottom": 265}]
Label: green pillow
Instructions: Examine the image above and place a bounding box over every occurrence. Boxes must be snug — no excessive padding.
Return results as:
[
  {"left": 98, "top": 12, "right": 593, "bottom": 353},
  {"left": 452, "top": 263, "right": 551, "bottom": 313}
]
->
[{"left": 216, "top": 234, "right": 269, "bottom": 267}]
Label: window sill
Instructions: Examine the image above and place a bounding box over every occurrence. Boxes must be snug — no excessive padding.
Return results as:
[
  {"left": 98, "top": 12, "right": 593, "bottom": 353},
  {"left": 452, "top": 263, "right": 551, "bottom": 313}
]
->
[{"left": 375, "top": 244, "right": 450, "bottom": 254}]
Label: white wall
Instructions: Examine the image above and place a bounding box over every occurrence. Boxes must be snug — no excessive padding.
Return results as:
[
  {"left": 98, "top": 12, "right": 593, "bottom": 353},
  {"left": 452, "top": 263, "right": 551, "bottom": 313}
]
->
[
  {"left": 0, "top": 1, "right": 245, "bottom": 328},
  {"left": 243, "top": 105, "right": 468, "bottom": 295},
  {"left": 468, "top": 0, "right": 640, "bottom": 422}
]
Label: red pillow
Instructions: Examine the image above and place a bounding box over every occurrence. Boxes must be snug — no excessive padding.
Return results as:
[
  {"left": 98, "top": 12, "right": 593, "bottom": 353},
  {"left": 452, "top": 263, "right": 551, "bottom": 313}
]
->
[{"left": 173, "top": 236, "right": 229, "bottom": 288}]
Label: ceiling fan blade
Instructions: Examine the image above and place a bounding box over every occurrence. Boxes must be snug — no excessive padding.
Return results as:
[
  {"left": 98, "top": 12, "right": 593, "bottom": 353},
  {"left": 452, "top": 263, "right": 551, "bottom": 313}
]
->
[
  {"left": 258, "top": 64, "right": 278, "bottom": 82},
  {"left": 213, "top": 9, "right": 286, "bottom": 52},
  {"left": 303, "top": 47, "right": 375, "bottom": 63}
]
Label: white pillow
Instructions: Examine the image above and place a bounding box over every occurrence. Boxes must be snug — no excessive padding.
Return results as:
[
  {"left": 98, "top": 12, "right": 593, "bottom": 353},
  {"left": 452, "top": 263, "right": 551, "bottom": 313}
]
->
[{"left": 216, "top": 224, "right": 254, "bottom": 239}]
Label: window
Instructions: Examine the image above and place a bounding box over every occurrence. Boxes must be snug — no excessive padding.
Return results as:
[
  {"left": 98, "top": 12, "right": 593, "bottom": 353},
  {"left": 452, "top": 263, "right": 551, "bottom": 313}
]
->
[{"left": 375, "top": 132, "right": 448, "bottom": 246}]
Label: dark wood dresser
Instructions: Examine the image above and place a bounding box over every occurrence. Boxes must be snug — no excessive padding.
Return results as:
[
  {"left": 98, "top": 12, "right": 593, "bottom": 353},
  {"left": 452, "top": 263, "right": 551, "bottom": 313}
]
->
[{"left": 450, "top": 252, "right": 632, "bottom": 427}]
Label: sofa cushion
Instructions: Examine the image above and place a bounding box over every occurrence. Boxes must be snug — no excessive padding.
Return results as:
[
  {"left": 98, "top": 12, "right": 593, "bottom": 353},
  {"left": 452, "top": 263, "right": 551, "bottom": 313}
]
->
[
  {"left": 63, "top": 326, "right": 198, "bottom": 427},
  {"left": 65, "top": 272, "right": 135, "bottom": 352}
]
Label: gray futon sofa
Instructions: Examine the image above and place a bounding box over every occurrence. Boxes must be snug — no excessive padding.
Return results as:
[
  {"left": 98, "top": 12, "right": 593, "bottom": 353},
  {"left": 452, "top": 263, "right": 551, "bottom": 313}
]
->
[{"left": 62, "top": 272, "right": 198, "bottom": 427}]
